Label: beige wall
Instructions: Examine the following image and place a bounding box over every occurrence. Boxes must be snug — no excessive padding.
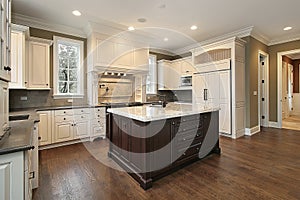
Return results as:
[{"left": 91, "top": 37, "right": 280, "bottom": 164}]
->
[
  {"left": 268, "top": 40, "right": 300, "bottom": 122},
  {"left": 242, "top": 36, "right": 268, "bottom": 128}
]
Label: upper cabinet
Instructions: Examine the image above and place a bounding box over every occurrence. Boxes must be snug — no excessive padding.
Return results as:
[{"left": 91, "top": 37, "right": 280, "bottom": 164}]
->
[
  {"left": 26, "top": 37, "right": 52, "bottom": 90},
  {"left": 0, "top": 0, "right": 11, "bottom": 81},
  {"left": 87, "top": 32, "right": 149, "bottom": 73},
  {"left": 157, "top": 56, "right": 195, "bottom": 90},
  {"left": 9, "top": 24, "right": 29, "bottom": 89}
]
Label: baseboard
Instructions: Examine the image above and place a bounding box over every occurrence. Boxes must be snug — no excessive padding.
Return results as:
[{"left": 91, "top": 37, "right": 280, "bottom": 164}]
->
[
  {"left": 245, "top": 125, "right": 260, "bottom": 136},
  {"left": 268, "top": 121, "right": 280, "bottom": 128},
  {"left": 232, "top": 129, "right": 245, "bottom": 139},
  {"left": 39, "top": 138, "right": 91, "bottom": 150}
]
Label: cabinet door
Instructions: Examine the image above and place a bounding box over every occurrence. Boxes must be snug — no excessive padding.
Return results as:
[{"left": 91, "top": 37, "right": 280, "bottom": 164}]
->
[
  {"left": 0, "top": 152, "right": 24, "bottom": 200},
  {"left": 207, "top": 72, "right": 220, "bottom": 107},
  {"left": 193, "top": 74, "right": 207, "bottom": 106},
  {"left": 9, "top": 30, "right": 25, "bottom": 89},
  {"left": 0, "top": 80, "right": 8, "bottom": 132},
  {"left": 28, "top": 41, "right": 50, "bottom": 89},
  {"left": 181, "top": 58, "right": 195, "bottom": 75},
  {"left": 54, "top": 122, "right": 73, "bottom": 143},
  {"left": 73, "top": 121, "right": 89, "bottom": 139},
  {"left": 219, "top": 71, "right": 231, "bottom": 134},
  {"left": 171, "top": 61, "right": 181, "bottom": 89},
  {"left": 37, "top": 111, "right": 52, "bottom": 146}
]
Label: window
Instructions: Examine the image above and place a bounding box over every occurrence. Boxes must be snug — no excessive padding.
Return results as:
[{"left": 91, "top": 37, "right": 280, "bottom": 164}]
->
[
  {"left": 146, "top": 54, "right": 157, "bottom": 94},
  {"left": 53, "top": 36, "right": 84, "bottom": 98}
]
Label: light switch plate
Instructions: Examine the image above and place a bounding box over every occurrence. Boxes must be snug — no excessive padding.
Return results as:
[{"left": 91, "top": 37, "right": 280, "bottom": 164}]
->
[{"left": 20, "top": 96, "right": 28, "bottom": 101}]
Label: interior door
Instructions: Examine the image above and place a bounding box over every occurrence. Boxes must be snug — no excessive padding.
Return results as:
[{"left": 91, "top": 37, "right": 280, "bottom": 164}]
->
[
  {"left": 282, "top": 61, "right": 288, "bottom": 119},
  {"left": 260, "top": 58, "right": 267, "bottom": 126}
]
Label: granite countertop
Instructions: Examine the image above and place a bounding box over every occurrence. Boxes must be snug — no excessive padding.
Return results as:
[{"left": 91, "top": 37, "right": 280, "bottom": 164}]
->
[
  {"left": 107, "top": 103, "right": 220, "bottom": 122},
  {"left": 0, "top": 113, "right": 38, "bottom": 155}
]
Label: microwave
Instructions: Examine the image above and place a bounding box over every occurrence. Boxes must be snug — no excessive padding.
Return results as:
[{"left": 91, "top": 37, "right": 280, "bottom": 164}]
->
[{"left": 180, "top": 75, "right": 192, "bottom": 86}]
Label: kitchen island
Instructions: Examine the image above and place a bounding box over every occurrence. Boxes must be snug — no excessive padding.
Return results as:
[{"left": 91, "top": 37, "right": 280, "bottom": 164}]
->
[{"left": 107, "top": 103, "right": 221, "bottom": 189}]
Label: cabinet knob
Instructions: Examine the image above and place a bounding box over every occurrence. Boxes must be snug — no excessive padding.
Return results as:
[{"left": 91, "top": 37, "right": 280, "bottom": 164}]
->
[
  {"left": 81, "top": 116, "right": 84, "bottom": 118},
  {"left": 63, "top": 118, "right": 66, "bottom": 120},
  {"left": 46, "top": 84, "right": 48, "bottom": 86},
  {"left": 196, "top": 148, "right": 199, "bottom": 151},
  {"left": 71, "top": 124, "right": 74, "bottom": 126},
  {"left": 183, "top": 153, "right": 186, "bottom": 156},
  {"left": 64, "top": 111, "right": 66, "bottom": 114},
  {"left": 38, "top": 136, "right": 41, "bottom": 140},
  {"left": 81, "top": 110, "right": 84, "bottom": 112},
  {"left": 24, "top": 81, "right": 27, "bottom": 84},
  {"left": 98, "top": 115, "right": 100, "bottom": 117}
]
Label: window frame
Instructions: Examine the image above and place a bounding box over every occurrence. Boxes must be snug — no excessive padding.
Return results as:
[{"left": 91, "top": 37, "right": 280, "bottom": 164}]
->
[{"left": 53, "top": 36, "right": 84, "bottom": 99}]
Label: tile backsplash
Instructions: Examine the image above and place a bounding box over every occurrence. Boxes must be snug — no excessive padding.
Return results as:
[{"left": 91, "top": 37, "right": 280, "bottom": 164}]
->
[{"left": 9, "top": 89, "right": 87, "bottom": 110}]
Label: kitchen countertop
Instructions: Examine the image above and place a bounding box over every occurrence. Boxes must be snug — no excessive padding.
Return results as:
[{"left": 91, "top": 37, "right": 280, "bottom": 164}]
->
[
  {"left": 0, "top": 113, "right": 38, "bottom": 155},
  {"left": 107, "top": 103, "right": 220, "bottom": 122}
]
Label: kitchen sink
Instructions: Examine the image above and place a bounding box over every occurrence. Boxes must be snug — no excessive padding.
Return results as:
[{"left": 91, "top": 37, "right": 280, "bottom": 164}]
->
[{"left": 9, "top": 114, "right": 30, "bottom": 121}]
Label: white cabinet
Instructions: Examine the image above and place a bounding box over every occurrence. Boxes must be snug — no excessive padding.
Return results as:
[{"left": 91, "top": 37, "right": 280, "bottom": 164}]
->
[
  {"left": 192, "top": 37, "right": 245, "bottom": 138},
  {"left": 9, "top": 25, "right": 29, "bottom": 89},
  {"left": 37, "top": 111, "right": 52, "bottom": 146},
  {"left": 53, "top": 108, "right": 90, "bottom": 143},
  {"left": 181, "top": 57, "right": 195, "bottom": 75},
  {"left": 90, "top": 107, "right": 106, "bottom": 140},
  {"left": 0, "top": 0, "right": 11, "bottom": 82},
  {"left": 26, "top": 37, "right": 52, "bottom": 89},
  {"left": 30, "top": 122, "right": 39, "bottom": 189},
  {"left": 0, "top": 151, "right": 24, "bottom": 200},
  {"left": 158, "top": 60, "right": 181, "bottom": 90},
  {"left": 87, "top": 32, "right": 149, "bottom": 73},
  {"left": 0, "top": 80, "right": 9, "bottom": 134}
]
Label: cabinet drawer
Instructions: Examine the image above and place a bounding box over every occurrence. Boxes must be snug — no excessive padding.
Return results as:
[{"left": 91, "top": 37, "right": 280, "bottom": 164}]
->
[
  {"left": 55, "top": 115, "right": 73, "bottom": 122},
  {"left": 91, "top": 119, "right": 105, "bottom": 127},
  {"left": 55, "top": 109, "right": 73, "bottom": 116},
  {"left": 93, "top": 107, "right": 106, "bottom": 114},
  {"left": 74, "top": 114, "right": 90, "bottom": 122},
  {"left": 92, "top": 125, "right": 105, "bottom": 135},
  {"left": 181, "top": 114, "right": 200, "bottom": 123},
  {"left": 176, "top": 144, "right": 201, "bottom": 161},
  {"left": 73, "top": 108, "right": 90, "bottom": 115},
  {"left": 176, "top": 121, "right": 199, "bottom": 133}
]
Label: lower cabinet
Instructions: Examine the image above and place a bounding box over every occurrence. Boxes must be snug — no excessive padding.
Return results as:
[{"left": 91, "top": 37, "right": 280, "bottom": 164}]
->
[
  {"left": 0, "top": 150, "right": 37, "bottom": 200},
  {"left": 37, "top": 107, "right": 106, "bottom": 148},
  {"left": 37, "top": 111, "right": 52, "bottom": 146}
]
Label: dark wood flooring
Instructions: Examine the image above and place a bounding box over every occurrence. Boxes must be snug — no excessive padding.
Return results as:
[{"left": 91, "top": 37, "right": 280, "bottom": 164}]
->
[{"left": 33, "top": 128, "right": 300, "bottom": 200}]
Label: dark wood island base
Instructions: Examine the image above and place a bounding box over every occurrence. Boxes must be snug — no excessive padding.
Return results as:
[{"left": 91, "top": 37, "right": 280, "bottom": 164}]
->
[{"left": 108, "top": 111, "right": 220, "bottom": 190}]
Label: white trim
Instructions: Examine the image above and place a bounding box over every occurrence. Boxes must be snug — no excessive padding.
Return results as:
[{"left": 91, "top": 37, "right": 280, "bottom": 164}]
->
[
  {"left": 277, "top": 49, "right": 300, "bottom": 128},
  {"left": 28, "top": 36, "right": 53, "bottom": 46},
  {"left": 258, "top": 50, "right": 270, "bottom": 128},
  {"left": 53, "top": 36, "right": 84, "bottom": 98},
  {"left": 232, "top": 129, "right": 245, "bottom": 139},
  {"left": 269, "top": 121, "right": 280, "bottom": 128},
  {"left": 245, "top": 126, "right": 260, "bottom": 136},
  {"left": 12, "top": 13, "right": 87, "bottom": 38},
  {"left": 39, "top": 138, "right": 90, "bottom": 150},
  {"left": 269, "top": 34, "right": 300, "bottom": 46}
]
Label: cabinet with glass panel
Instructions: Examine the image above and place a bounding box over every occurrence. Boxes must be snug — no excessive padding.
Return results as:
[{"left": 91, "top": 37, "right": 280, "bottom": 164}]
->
[{"left": 0, "top": 0, "right": 11, "bottom": 81}]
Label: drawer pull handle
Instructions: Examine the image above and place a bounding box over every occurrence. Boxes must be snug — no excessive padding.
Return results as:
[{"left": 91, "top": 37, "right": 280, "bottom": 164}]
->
[
  {"left": 183, "top": 153, "right": 186, "bottom": 156},
  {"left": 196, "top": 148, "right": 199, "bottom": 151},
  {"left": 64, "top": 118, "right": 66, "bottom": 120},
  {"left": 29, "top": 171, "right": 35, "bottom": 179},
  {"left": 81, "top": 116, "right": 84, "bottom": 118},
  {"left": 81, "top": 110, "right": 84, "bottom": 112},
  {"left": 98, "top": 115, "right": 100, "bottom": 117},
  {"left": 64, "top": 111, "right": 66, "bottom": 114}
]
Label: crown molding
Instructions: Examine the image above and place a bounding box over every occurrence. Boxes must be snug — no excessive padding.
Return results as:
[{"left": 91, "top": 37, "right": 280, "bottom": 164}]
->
[
  {"left": 174, "top": 26, "right": 254, "bottom": 55},
  {"left": 250, "top": 29, "right": 270, "bottom": 45},
  {"left": 12, "top": 13, "right": 87, "bottom": 38},
  {"left": 268, "top": 34, "right": 300, "bottom": 46}
]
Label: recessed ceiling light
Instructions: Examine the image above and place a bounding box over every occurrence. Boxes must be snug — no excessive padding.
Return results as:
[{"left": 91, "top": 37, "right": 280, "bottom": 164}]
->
[
  {"left": 191, "top": 25, "right": 198, "bottom": 30},
  {"left": 164, "top": 37, "right": 169, "bottom": 42},
  {"left": 284, "top": 26, "right": 292, "bottom": 31},
  {"left": 128, "top": 26, "right": 135, "bottom": 31},
  {"left": 72, "top": 10, "right": 81, "bottom": 16}
]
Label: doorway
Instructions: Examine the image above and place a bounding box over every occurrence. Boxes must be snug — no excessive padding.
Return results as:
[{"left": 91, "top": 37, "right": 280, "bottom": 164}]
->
[
  {"left": 258, "top": 50, "right": 269, "bottom": 128},
  {"left": 277, "top": 49, "right": 300, "bottom": 130}
]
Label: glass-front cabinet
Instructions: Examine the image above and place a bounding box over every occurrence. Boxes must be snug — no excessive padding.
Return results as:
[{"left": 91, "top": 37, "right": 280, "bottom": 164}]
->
[{"left": 0, "top": 0, "right": 11, "bottom": 81}]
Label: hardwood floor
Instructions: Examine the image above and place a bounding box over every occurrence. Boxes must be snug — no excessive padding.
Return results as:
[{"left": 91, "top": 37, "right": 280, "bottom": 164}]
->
[
  {"left": 282, "top": 114, "right": 300, "bottom": 131},
  {"left": 33, "top": 128, "right": 300, "bottom": 200}
]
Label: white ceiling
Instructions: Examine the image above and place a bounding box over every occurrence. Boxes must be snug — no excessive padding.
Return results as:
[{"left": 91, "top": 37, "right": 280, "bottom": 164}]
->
[{"left": 12, "top": 0, "right": 300, "bottom": 52}]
